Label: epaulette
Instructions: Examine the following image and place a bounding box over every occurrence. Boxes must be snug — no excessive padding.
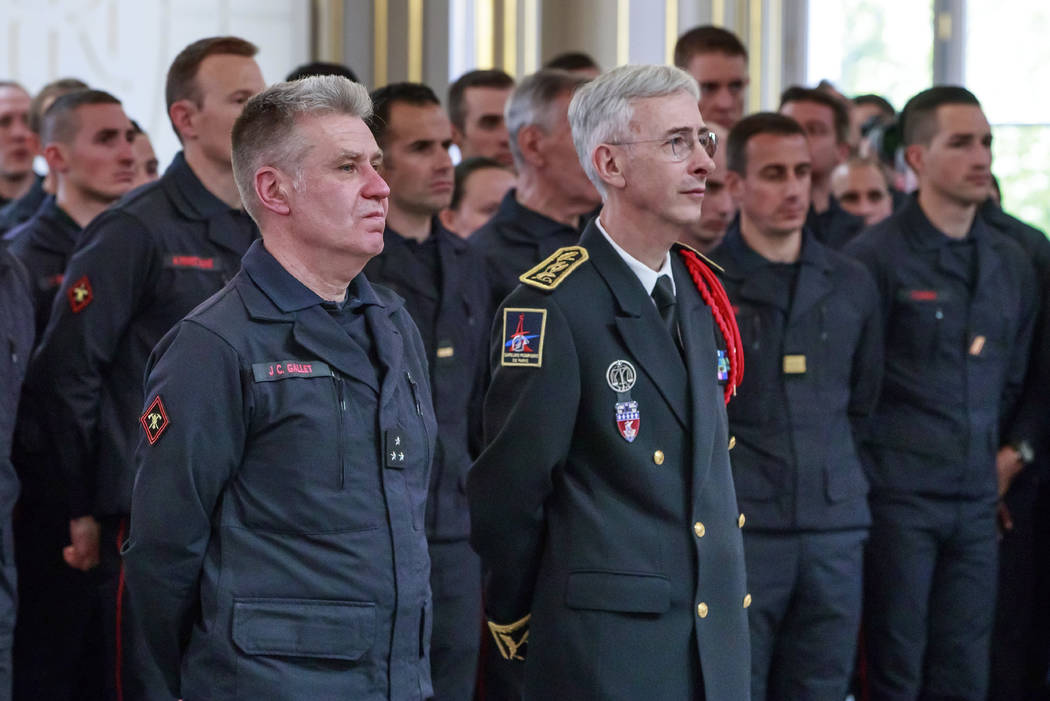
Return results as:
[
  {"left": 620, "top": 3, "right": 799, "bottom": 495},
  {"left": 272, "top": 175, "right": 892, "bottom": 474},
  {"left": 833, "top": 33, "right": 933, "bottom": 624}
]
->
[
  {"left": 519, "top": 246, "right": 589, "bottom": 291},
  {"left": 674, "top": 241, "right": 725, "bottom": 273}
]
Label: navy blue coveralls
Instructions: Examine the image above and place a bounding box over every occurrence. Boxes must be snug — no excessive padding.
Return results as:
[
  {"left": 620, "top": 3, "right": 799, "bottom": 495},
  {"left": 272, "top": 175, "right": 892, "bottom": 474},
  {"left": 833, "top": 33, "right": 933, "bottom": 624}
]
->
[
  {"left": 364, "top": 221, "right": 491, "bottom": 700},
  {"left": 123, "top": 240, "right": 437, "bottom": 701},
  {"left": 3, "top": 196, "right": 102, "bottom": 701},
  {"left": 806, "top": 194, "right": 866, "bottom": 251},
  {"left": 0, "top": 249, "right": 34, "bottom": 701},
  {"left": 845, "top": 194, "right": 1038, "bottom": 700},
  {"left": 31, "top": 153, "right": 257, "bottom": 701},
  {"left": 710, "top": 226, "right": 882, "bottom": 701}
]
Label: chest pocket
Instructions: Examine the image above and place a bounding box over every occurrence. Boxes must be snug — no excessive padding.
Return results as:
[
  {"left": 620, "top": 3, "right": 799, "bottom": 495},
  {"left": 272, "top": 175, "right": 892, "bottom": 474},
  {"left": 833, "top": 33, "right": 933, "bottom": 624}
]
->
[
  {"left": 729, "top": 304, "right": 776, "bottom": 425},
  {"left": 888, "top": 288, "right": 953, "bottom": 361},
  {"left": 240, "top": 363, "right": 382, "bottom": 534},
  {"left": 815, "top": 299, "right": 862, "bottom": 388}
]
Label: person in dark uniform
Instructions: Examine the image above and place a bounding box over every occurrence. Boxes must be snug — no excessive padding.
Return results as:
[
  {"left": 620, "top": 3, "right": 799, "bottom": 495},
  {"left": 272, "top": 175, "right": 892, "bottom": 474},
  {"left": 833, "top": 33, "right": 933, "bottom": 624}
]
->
[
  {"left": 447, "top": 69, "right": 515, "bottom": 167},
  {"left": 468, "top": 64, "right": 750, "bottom": 700},
  {"left": 779, "top": 87, "right": 866, "bottom": 250},
  {"left": 364, "top": 82, "right": 491, "bottom": 700},
  {"left": 844, "top": 86, "right": 1039, "bottom": 701},
  {"left": 0, "top": 249, "right": 34, "bottom": 701},
  {"left": 123, "top": 74, "right": 436, "bottom": 701},
  {"left": 709, "top": 113, "right": 882, "bottom": 700},
  {"left": 673, "top": 25, "right": 749, "bottom": 129},
  {"left": 0, "top": 83, "right": 40, "bottom": 215},
  {"left": 4, "top": 89, "right": 137, "bottom": 701},
  {"left": 470, "top": 69, "right": 600, "bottom": 310},
  {"left": 31, "top": 36, "right": 264, "bottom": 701},
  {"left": 438, "top": 157, "right": 515, "bottom": 239}
]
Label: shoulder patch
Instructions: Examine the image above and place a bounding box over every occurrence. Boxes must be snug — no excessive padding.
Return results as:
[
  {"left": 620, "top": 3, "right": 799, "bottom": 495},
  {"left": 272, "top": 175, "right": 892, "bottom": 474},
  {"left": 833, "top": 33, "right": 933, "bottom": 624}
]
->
[
  {"left": 67, "top": 275, "right": 93, "bottom": 313},
  {"left": 519, "top": 246, "right": 588, "bottom": 291},
  {"left": 501, "top": 308, "right": 547, "bottom": 367},
  {"left": 674, "top": 242, "right": 724, "bottom": 273},
  {"left": 140, "top": 395, "right": 170, "bottom": 446}
]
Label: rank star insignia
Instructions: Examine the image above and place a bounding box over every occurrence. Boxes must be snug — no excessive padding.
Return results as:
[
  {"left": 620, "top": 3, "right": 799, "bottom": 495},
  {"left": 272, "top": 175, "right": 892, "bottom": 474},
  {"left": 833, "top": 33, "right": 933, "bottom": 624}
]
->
[
  {"left": 67, "top": 275, "right": 93, "bottom": 313},
  {"left": 139, "top": 395, "right": 170, "bottom": 446},
  {"left": 615, "top": 400, "right": 640, "bottom": 443}
]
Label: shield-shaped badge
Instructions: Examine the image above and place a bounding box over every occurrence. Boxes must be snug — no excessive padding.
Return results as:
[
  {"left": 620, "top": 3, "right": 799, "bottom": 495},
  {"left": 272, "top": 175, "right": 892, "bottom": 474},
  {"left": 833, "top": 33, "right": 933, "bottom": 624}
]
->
[{"left": 615, "top": 400, "right": 640, "bottom": 443}]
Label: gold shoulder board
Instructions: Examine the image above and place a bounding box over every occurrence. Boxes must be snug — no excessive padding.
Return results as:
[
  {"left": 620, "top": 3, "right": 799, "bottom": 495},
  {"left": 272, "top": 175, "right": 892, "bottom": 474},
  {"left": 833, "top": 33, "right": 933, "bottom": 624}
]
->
[
  {"left": 519, "top": 246, "right": 589, "bottom": 291},
  {"left": 674, "top": 241, "right": 725, "bottom": 273}
]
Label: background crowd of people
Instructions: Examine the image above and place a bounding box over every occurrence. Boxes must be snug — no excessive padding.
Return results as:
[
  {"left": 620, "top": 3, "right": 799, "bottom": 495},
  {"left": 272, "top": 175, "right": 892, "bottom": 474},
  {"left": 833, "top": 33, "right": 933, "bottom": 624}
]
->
[{"left": 0, "top": 17, "right": 1045, "bottom": 701}]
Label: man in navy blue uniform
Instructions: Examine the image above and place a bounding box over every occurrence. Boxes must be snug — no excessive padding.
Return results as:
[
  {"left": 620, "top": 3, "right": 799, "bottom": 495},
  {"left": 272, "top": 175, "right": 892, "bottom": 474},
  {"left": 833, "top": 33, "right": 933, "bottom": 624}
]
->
[
  {"left": 31, "top": 37, "right": 264, "bottom": 700},
  {"left": 5, "top": 88, "right": 137, "bottom": 701},
  {"left": 124, "top": 74, "right": 437, "bottom": 701},
  {"left": 845, "top": 86, "right": 1039, "bottom": 700},
  {"left": 470, "top": 69, "right": 600, "bottom": 309},
  {"left": 364, "top": 82, "right": 490, "bottom": 700},
  {"left": 708, "top": 113, "right": 882, "bottom": 700},
  {"left": 468, "top": 64, "right": 750, "bottom": 700},
  {"left": 0, "top": 248, "right": 34, "bottom": 701}
]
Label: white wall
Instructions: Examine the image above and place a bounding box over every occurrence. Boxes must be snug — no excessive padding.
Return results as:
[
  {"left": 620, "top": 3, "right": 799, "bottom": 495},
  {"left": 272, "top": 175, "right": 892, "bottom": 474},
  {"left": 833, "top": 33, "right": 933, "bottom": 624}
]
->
[{"left": 0, "top": 0, "right": 310, "bottom": 171}]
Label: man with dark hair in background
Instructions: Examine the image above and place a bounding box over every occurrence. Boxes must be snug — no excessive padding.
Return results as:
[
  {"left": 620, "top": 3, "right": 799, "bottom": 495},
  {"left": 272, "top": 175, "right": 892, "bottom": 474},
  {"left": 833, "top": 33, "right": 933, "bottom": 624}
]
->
[
  {"left": 363, "top": 82, "right": 491, "bottom": 701},
  {"left": 709, "top": 112, "right": 882, "bottom": 701},
  {"left": 0, "top": 78, "right": 90, "bottom": 234},
  {"left": 780, "top": 86, "right": 866, "bottom": 250},
  {"left": 448, "top": 69, "right": 515, "bottom": 166},
  {"left": 471, "top": 69, "right": 599, "bottom": 309},
  {"left": 673, "top": 25, "right": 749, "bottom": 128},
  {"left": 285, "top": 60, "right": 359, "bottom": 83},
  {"left": 845, "top": 86, "right": 1039, "bottom": 701},
  {"left": 439, "top": 156, "right": 515, "bottom": 239},
  {"left": 543, "top": 52, "right": 601, "bottom": 79},
  {"left": 681, "top": 122, "right": 734, "bottom": 253},
  {"left": 4, "top": 89, "right": 136, "bottom": 701},
  {"left": 32, "top": 36, "right": 264, "bottom": 700},
  {"left": 830, "top": 156, "right": 894, "bottom": 228}
]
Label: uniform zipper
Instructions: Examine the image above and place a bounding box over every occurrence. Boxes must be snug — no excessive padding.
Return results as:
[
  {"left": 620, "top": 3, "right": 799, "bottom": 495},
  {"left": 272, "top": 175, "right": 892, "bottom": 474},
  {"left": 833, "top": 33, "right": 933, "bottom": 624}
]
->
[{"left": 334, "top": 376, "right": 346, "bottom": 488}]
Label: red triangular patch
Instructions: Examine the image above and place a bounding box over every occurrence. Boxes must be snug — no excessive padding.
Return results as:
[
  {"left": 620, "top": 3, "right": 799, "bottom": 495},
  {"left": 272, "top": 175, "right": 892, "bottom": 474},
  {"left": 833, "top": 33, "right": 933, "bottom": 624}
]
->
[
  {"left": 140, "top": 395, "right": 170, "bottom": 446},
  {"left": 68, "top": 275, "right": 93, "bottom": 313}
]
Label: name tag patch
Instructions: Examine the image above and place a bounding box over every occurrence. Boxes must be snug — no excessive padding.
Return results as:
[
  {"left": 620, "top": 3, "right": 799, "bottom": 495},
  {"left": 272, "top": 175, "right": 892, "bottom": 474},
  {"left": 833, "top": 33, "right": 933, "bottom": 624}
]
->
[
  {"left": 165, "top": 255, "right": 222, "bottom": 271},
  {"left": 501, "top": 308, "right": 547, "bottom": 368},
  {"left": 252, "top": 360, "right": 332, "bottom": 382},
  {"left": 783, "top": 354, "right": 807, "bottom": 375}
]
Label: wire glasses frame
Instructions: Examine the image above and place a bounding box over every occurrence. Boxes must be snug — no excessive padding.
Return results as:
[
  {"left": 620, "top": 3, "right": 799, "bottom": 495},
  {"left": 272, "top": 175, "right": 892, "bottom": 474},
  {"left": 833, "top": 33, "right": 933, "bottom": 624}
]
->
[{"left": 609, "top": 129, "right": 718, "bottom": 162}]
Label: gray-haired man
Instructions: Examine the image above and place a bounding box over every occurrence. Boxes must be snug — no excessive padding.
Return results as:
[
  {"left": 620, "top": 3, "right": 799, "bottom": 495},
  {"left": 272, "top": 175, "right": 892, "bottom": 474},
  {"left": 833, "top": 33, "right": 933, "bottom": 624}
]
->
[
  {"left": 468, "top": 64, "right": 751, "bottom": 700},
  {"left": 123, "top": 76, "right": 438, "bottom": 700}
]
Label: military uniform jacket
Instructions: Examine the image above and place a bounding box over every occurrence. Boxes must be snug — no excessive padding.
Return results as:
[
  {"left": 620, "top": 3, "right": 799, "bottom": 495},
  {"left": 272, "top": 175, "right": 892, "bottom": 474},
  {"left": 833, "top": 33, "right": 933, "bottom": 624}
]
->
[
  {"left": 4, "top": 195, "right": 81, "bottom": 337},
  {"left": 364, "top": 222, "right": 491, "bottom": 541},
  {"left": 123, "top": 240, "right": 438, "bottom": 701},
  {"left": 468, "top": 222, "right": 750, "bottom": 700},
  {"left": 31, "top": 152, "right": 257, "bottom": 518},
  {"left": 470, "top": 189, "right": 593, "bottom": 310},
  {"left": 0, "top": 174, "right": 45, "bottom": 236},
  {"left": 710, "top": 227, "right": 882, "bottom": 531},
  {"left": 806, "top": 195, "right": 866, "bottom": 251},
  {"left": 845, "top": 195, "right": 1038, "bottom": 498},
  {"left": 0, "top": 249, "right": 33, "bottom": 513}
]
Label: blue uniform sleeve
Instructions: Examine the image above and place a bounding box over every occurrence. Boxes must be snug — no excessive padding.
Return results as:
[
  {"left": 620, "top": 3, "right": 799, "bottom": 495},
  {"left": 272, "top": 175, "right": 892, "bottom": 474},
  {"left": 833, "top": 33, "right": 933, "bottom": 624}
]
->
[
  {"left": 1000, "top": 260, "right": 1040, "bottom": 445},
  {"left": 122, "top": 320, "right": 247, "bottom": 697},
  {"left": 31, "top": 210, "right": 157, "bottom": 517},
  {"left": 467, "top": 291, "right": 579, "bottom": 627},
  {"left": 848, "top": 265, "right": 884, "bottom": 432}
]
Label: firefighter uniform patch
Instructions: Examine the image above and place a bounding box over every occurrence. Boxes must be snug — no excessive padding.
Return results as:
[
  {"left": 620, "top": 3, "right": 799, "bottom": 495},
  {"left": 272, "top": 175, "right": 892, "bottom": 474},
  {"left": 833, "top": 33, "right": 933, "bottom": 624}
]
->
[
  {"left": 501, "top": 308, "right": 547, "bottom": 368},
  {"left": 68, "top": 275, "right": 93, "bottom": 313},
  {"left": 140, "top": 395, "right": 170, "bottom": 446}
]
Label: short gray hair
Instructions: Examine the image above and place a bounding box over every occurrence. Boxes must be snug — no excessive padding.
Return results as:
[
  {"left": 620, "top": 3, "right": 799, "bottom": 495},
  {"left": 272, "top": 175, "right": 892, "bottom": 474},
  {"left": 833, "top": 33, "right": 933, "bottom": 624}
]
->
[
  {"left": 505, "top": 69, "right": 590, "bottom": 169},
  {"left": 232, "top": 75, "right": 373, "bottom": 221},
  {"left": 568, "top": 64, "right": 699, "bottom": 198}
]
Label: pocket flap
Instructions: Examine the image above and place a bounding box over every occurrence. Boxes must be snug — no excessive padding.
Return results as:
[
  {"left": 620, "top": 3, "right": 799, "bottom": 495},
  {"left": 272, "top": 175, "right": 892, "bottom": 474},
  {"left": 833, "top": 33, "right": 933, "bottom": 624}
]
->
[
  {"left": 565, "top": 571, "right": 670, "bottom": 613},
  {"left": 232, "top": 598, "right": 376, "bottom": 660}
]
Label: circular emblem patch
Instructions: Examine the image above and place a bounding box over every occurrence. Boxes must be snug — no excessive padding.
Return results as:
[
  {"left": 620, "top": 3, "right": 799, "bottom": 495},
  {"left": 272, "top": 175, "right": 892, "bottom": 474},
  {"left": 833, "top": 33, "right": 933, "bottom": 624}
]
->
[{"left": 606, "top": 360, "right": 637, "bottom": 393}]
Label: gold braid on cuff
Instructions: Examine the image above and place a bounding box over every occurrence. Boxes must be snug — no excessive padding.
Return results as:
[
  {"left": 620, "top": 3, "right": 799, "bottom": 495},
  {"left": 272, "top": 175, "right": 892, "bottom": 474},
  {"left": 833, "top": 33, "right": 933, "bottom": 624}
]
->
[{"left": 486, "top": 613, "right": 531, "bottom": 661}]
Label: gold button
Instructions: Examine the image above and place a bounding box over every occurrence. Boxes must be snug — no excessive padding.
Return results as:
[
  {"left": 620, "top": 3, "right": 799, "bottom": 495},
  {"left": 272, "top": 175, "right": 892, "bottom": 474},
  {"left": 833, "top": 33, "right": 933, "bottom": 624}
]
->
[
  {"left": 743, "top": 593, "right": 752, "bottom": 609},
  {"left": 738, "top": 513, "right": 746, "bottom": 528},
  {"left": 653, "top": 450, "right": 665, "bottom": 465},
  {"left": 693, "top": 521, "right": 706, "bottom": 538},
  {"left": 728, "top": 435, "right": 736, "bottom": 450},
  {"left": 696, "top": 602, "right": 708, "bottom": 618}
]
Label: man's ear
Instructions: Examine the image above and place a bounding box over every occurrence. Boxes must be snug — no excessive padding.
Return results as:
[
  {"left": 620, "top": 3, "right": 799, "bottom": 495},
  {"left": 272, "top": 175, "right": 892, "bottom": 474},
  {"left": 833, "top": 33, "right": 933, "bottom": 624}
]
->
[
  {"left": 169, "top": 99, "right": 197, "bottom": 142},
  {"left": 726, "top": 170, "right": 745, "bottom": 204},
  {"left": 592, "top": 144, "right": 625, "bottom": 192},
  {"left": 43, "top": 142, "right": 69, "bottom": 175},
  {"left": 903, "top": 143, "right": 924, "bottom": 176},
  {"left": 451, "top": 123, "right": 465, "bottom": 149},
  {"left": 516, "top": 124, "right": 546, "bottom": 169},
  {"left": 255, "top": 166, "right": 291, "bottom": 216},
  {"left": 437, "top": 207, "right": 458, "bottom": 235}
]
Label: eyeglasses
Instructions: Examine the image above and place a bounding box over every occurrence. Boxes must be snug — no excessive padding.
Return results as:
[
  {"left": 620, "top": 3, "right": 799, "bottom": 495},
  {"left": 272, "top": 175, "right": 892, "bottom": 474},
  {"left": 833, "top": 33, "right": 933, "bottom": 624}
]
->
[{"left": 609, "top": 129, "right": 718, "bottom": 162}]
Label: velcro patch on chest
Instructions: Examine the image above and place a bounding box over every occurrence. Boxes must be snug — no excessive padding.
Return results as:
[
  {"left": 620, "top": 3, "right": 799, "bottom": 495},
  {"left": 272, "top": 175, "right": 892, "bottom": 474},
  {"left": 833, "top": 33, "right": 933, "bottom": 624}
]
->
[
  {"left": 501, "top": 308, "right": 547, "bottom": 368},
  {"left": 165, "top": 254, "right": 223, "bottom": 271},
  {"left": 519, "top": 246, "right": 588, "bottom": 290},
  {"left": 252, "top": 360, "right": 333, "bottom": 382}
]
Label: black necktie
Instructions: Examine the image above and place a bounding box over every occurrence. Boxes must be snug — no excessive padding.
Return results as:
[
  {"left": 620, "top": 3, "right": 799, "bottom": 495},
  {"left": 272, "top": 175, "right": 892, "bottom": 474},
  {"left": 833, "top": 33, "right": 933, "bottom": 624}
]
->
[{"left": 652, "top": 274, "right": 677, "bottom": 338}]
